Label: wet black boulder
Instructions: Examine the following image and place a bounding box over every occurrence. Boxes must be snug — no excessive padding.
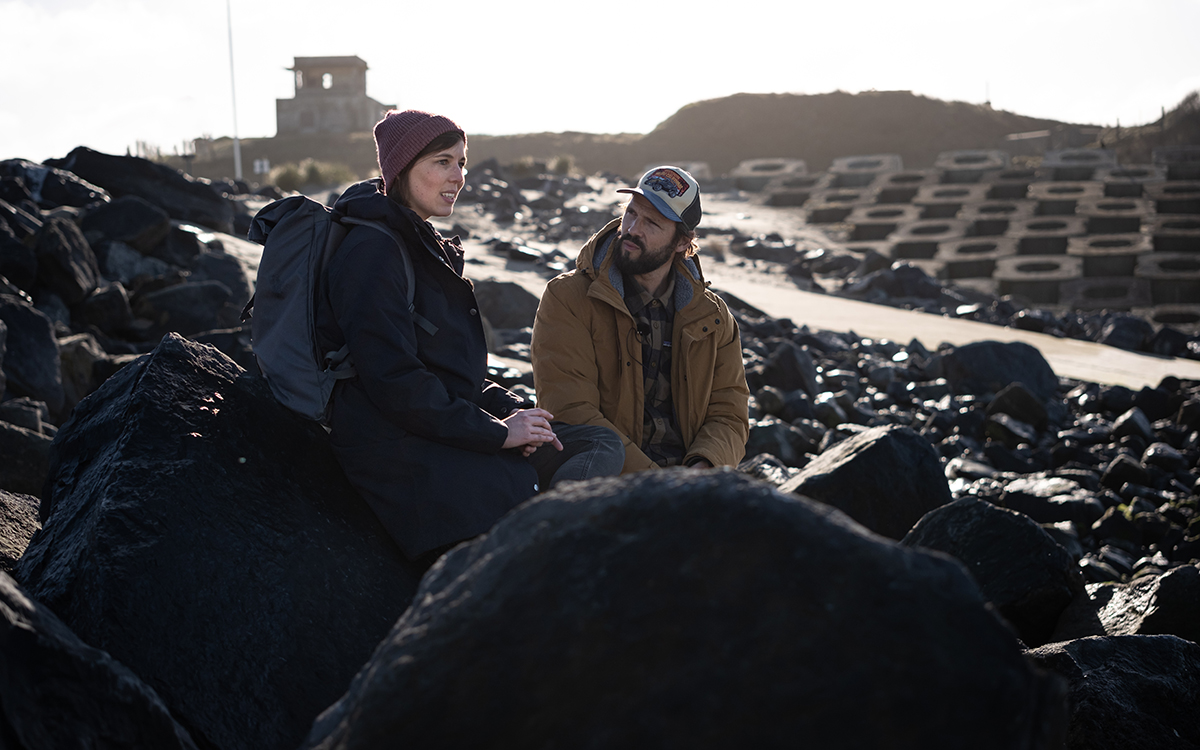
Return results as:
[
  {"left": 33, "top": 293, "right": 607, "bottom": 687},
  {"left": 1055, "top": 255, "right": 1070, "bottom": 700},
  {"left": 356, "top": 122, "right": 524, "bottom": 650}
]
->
[
  {"left": 902, "top": 498, "right": 1084, "bottom": 646},
  {"left": 15, "top": 333, "right": 425, "bottom": 750},
  {"left": 1027, "top": 635, "right": 1200, "bottom": 750},
  {"left": 780, "top": 424, "right": 953, "bottom": 539},
  {"left": 303, "top": 471, "right": 1065, "bottom": 750},
  {"left": 0, "top": 571, "right": 197, "bottom": 749}
]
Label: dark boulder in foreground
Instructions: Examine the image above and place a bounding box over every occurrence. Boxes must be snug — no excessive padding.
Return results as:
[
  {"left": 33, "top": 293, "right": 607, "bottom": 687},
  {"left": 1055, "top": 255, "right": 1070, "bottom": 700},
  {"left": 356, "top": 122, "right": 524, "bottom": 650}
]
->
[
  {"left": 779, "top": 424, "right": 953, "bottom": 539},
  {"left": 304, "top": 471, "right": 1065, "bottom": 750},
  {"left": 902, "top": 498, "right": 1084, "bottom": 647},
  {"left": 16, "top": 333, "right": 425, "bottom": 750},
  {"left": 0, "top": 571, "right": 197, "bottom": 749},
  {"left": 1027, "top": 635, "right": 1200, "bottom": 750}
]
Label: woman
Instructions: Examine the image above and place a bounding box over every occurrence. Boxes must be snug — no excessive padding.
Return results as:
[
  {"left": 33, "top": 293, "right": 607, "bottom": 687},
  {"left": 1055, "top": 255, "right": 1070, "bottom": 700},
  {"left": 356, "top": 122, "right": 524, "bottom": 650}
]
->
[{"left": 318, "top": 110, "right": 622, "bottom": 564}]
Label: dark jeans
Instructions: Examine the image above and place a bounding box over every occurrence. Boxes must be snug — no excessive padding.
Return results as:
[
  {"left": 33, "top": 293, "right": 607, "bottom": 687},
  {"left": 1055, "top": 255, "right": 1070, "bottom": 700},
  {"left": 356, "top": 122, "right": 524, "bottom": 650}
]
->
[{"left": 527, "top": 422, "right": 625, "bottom": 490}]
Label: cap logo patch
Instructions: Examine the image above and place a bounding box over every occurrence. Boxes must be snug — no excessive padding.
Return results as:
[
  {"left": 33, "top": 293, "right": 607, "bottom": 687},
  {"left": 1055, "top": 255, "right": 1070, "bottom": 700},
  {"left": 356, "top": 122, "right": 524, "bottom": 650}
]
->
[{"left": 644, "top": 169, "right": 690, "bottom": 199}]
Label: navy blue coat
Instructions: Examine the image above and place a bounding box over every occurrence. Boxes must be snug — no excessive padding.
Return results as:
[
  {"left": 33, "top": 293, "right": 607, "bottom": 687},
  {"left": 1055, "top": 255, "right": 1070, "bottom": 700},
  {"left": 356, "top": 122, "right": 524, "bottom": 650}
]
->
[{"left": 317, "top": 179, "right": 538, "bottom": 559}]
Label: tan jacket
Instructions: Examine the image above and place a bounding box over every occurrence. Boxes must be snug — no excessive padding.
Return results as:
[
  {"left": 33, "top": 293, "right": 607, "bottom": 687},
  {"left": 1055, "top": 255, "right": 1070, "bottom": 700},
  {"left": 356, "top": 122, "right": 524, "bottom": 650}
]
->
[{"left": 531, "top": 219, "right": 750, "bottom": 472}]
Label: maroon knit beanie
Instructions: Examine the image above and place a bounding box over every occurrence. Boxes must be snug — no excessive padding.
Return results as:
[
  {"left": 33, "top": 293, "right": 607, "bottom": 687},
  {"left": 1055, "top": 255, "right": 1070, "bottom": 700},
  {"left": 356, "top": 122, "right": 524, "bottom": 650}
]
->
[{"left": 374, "top": 109, "right": 466, "bottom": 192}]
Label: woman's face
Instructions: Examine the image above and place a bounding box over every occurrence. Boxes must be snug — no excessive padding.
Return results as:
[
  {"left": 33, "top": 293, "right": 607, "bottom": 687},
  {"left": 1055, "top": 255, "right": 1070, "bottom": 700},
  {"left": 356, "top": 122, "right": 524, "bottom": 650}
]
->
[{"left": 405, "top": 139, "right": 467, "bottom": 221}]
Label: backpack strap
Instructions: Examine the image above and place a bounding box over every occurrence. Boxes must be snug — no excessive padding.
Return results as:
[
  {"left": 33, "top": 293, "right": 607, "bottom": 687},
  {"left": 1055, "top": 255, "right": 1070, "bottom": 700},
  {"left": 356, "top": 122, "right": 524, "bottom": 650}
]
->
[{"left": 340, "top": 217, "right": 439, "bottom": 337}]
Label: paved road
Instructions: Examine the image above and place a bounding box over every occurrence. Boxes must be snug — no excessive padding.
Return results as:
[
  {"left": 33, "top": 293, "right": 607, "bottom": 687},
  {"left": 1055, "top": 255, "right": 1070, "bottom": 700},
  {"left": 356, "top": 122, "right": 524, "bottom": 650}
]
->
[{"left": 707, "top": 270, "right": 1200, "bottom": 390}]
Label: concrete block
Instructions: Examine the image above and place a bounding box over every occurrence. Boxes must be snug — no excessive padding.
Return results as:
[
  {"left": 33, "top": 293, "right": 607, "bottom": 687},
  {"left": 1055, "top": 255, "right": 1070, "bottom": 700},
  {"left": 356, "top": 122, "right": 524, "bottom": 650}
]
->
[
  {"left": 1132, "top": 304, "right": 1200, "bottom": 335},
  {"left": 1151, "top": 215, "right": 1200, "bottom": 253},
  {"left": 914, "top": 184, "right": 990, "bottom": 219},
  {"left": 1076, "top": 198, "right": 1152, "bottom": 235},
  {"left": 1153, "top": 146, "right": 1200, "bottom": 181},
  {"left": 1135, "top": 253, "right": 1200, "bottom": 304},
  {"left": 958, "top": 200, "right": 1037, "bottom": 237},
  {"left": 890, "top": 219, "right": 970, "bottom": 259},
  {"left": 873, "top": 170, "right": 940, "bottom": 204},
  {"left": 1145, "top": 181, "right": 1200, "bottom": 215},
  {"left": 730, "top": 158, "right": 807, "bottom": 192},
  {"left": 1027, "top": 181, "right": 1104, "bottom": 216},
  {"left": 994, "top": 255, "right": 1084, "bottom": 304},
  {"left": 1009, "top": 216, "right": 1088, "bottom": 255},
  {"left": 763, "top": 172, "right": 834, "bottom": 207},
  {"left": 935, "top": 237, "right": 1018, "bottom": 279},
  {"left": 1094, "top": 165, "right": 1168, "bottom": 197},
  {"left": 846, "top": 205, "right": 922, "bottom": 241},
  {"left": 1059, "top": 277, "right": 1152, "bottom": 311},
  {"left": 984, "top": 168, "right": 1037, "bottom": 200},
  {"left": 933, "top": 150, "right": 1010, "bottom": 184},
  {"left": 1040, "top": 149, "right": 1117, "bottom": 181},
  {"left": 829, "top": 154, "right": 904, "bottom": 188},
  {"left": 805, "top": 188, "right": 872, "bottom": 224},
  {"left": 1067, "top": 233, "right": 1153, "bottom": 276}
]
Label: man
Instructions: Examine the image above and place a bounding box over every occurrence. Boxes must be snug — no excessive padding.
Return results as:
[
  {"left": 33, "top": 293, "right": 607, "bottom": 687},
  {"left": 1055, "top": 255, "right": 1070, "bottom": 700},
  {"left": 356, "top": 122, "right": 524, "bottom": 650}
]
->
[{"left": 530, "top": 166, "right": 750, "bottom": 473}]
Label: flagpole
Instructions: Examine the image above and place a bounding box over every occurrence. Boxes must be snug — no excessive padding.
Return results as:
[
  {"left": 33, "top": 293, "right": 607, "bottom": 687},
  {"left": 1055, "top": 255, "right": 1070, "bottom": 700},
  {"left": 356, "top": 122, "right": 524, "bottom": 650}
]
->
[{"left": 227, "top": 0, "right": 242, "bottom": 181}]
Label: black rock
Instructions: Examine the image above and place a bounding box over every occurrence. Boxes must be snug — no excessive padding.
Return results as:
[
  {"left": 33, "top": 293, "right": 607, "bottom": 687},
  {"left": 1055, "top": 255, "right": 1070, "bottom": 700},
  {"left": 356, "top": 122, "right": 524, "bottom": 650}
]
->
[
  {"left": 933, "top": 340, "right": 1059, "bottom": 402},
  {"left": 16, "top": 334, "right": 425, "bottom": 750},
  {"left": 903, "top": 498, "right": 1084, "bottom": 646},
  {"left": 1026, "top": 635, "right": 1200, "bottom": 749},
  {"left": 188, "top": 249, "right": 253, "bottom": 313},
  {"left": 0, "top": 396, "right": 47, "bottom": 433},
  {"left": 999, "top": 476, "right": 1106, "bottom": 528},
  {"left": 0, "top": 490, "right": 39, "bottom": 574},
  {"left": 304, "top": 471, "right": 1066, "bottom": 750},
  {"left": 0, "top": 571, "right": 198, "bottom": 749},
  {"left": 1101, "top": 453, "right": 1151, "bottom": 490},
  {"left": 0, "top": 294, "right": 64, "bottom": 413},
  {"left": 0, "top": 220, "right": 37, "bottom": 294},
  {"left": 46, "top": 147, "right": 234, "bottom": 233},
  {"left": 133, "top": 280, "right": 233, "bottom": 337},
  {"left": 0, "top": 419, "right": 52, "bottom": 508},
  {"left": 758, "top": 338, "right": 819, "bottom": 396},
  {"left": 35, "top": 215, "right": 100, "bottom": 306},
  {"left": 76, "top": 281, "right": 133, "bottom": 336},
  {"left": 156, "top": 222, "right": 209, "bottom": 267},
  {"left": 98, "top": 239, "right": 173, "bottom": 285},
  {"left": 59, "top": 332, "right": 111, "bottom": 413},
  {"left": 744, "top": 417, "right": 809, "bottom": 467},
  {"left": 472, "top": 279, "right": 541, "bottom": 330},
  {"left": 987, "top": 381, "right": 1049, "bottom": 429},
  {"left": 81, "top": 194, "right": 171, "bottom": 253},
  {"left": 0, "top": 158, "right": 109, "bottom": 209},
  {"left": 780, "top": 424, "right": 953, "bottom": 539},
  {"left": 1052, "top": 564, "right": 1200, "bottom": 644},
  {"left": 1097, "top": 314, "right": 1153, "bottom": 352}
]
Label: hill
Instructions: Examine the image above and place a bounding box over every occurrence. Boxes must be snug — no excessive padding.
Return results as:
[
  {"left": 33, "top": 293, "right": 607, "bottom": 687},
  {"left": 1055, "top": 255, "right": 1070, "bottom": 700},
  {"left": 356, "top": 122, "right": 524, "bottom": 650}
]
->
[{"left": 171, "top": 90, "right": 1084, "bottom": 182}]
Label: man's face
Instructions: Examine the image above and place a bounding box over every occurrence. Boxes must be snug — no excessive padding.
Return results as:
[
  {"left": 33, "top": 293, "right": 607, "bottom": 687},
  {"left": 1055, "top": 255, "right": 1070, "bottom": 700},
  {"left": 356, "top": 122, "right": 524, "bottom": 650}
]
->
[{"left": 614, "top": 194, "right": 681, "bottom": 276}]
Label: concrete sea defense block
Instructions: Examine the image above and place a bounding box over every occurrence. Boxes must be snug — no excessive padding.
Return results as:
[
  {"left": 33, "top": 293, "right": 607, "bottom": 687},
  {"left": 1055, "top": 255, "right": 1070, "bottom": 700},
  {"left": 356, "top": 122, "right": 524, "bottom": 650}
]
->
[
  {"left": 994, "top": 255, "right": 1083, "bottom": 304},
  {"left": 1067, "top": 233, "right": 1153, "bottom": 276}
]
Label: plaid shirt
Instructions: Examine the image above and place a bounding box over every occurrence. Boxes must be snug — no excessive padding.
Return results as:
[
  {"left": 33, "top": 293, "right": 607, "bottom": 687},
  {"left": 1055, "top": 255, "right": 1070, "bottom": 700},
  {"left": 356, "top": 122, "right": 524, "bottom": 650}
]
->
[{"left": 623, "top": 273, "right": 686, "bottom": 467}]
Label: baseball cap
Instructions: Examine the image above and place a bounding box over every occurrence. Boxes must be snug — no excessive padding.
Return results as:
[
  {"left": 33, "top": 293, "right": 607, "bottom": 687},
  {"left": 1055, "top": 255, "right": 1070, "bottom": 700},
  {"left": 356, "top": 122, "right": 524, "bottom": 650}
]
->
[{"left": 617, "top": 166, "right": 702, "bottom": 231}]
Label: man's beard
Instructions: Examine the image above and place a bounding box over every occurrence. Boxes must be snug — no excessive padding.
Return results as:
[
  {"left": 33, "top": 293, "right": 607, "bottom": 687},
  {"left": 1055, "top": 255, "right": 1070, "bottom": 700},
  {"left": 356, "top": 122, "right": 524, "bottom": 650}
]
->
[{"left": 613, "top": 231, "right": 676, "bottom": 276}]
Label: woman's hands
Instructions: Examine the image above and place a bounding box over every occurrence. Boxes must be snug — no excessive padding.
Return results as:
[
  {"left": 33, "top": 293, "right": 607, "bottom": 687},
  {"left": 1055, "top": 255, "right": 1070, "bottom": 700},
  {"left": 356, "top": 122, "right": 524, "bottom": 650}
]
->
[{"left": 502, "top": 408, "right": 563, "bottom": 457}]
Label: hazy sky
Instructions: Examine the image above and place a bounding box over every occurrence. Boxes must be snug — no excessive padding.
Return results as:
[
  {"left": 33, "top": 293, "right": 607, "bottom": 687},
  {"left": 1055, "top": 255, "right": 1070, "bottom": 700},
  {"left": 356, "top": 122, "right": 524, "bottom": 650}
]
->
[{"left": 2, "top": 0, "right": 1199, "bottom": 164}]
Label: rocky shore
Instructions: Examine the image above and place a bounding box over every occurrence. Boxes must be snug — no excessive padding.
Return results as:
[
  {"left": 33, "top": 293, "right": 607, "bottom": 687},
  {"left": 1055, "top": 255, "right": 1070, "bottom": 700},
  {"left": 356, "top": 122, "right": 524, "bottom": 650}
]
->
[{"left": 1, "top": 148, "right": 1199, "bottom": 748}]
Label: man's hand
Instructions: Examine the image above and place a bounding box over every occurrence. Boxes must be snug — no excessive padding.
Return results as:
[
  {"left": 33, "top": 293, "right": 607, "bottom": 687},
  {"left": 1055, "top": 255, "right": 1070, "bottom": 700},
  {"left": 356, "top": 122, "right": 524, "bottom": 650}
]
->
[
  {"left": 502, "top": 408, "right": 564, "bottom": 455},
  {"left": 688, "top": 458, "right": 713, "bottom": 469}
]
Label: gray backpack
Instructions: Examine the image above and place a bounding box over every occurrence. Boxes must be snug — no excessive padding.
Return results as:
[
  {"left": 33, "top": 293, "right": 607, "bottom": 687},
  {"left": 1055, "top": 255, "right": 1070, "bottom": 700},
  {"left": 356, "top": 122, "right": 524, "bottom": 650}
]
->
[{"left": 244, "top": 195, "right": 435, "bottom": 422}]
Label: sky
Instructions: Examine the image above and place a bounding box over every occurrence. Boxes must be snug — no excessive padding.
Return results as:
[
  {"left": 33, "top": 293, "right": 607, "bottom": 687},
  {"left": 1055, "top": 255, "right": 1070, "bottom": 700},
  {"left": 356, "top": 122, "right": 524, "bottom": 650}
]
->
[{"left": 2, "top": 0, "right": 1199, "bottom": 165}]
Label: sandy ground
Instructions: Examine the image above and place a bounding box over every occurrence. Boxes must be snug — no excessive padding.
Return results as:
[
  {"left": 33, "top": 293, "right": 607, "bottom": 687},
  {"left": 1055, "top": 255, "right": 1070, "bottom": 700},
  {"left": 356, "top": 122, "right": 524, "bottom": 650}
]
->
[{"left": 431, "top": 187, "right": 1200, "bottom": 391}]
